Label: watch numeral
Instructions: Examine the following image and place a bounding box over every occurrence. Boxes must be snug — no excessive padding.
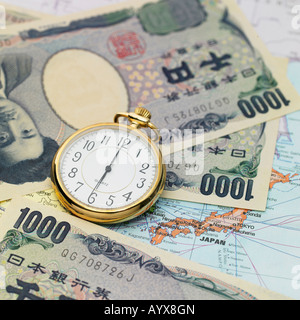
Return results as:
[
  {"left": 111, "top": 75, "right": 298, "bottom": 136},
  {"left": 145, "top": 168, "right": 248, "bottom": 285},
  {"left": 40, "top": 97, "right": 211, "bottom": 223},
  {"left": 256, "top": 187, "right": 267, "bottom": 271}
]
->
[
  {"left": 75, "top": 182, "right": 84, "bottom": 192},
  {"left": 117, "top": 137, "right": 124, "bottom": 146},
  {"left": 136, "top": 149, "right": 142, "bottom": 158},
  {"left": 123, "top": 192, "right": 132, "bottom": 202},
  {"left": 106, "top": 195, "right": 116, "bottom": 207},
  {"left": 72, "top": 152, "right": 82, "bottom": 162},
  {"left": 137, "top": 178, "right": 146, "bottom": 189},
  {"left": 118, "top": 137, "right": 131, "bottom": 147},
  {"left": 101, "top": 135, "right": 111, "bottom": 145},
  {"left": 88, "top": 192, "right": 97, "bottom": 204},
  {"left": 83, "top": 140, "right": 95, "bottom": 151},
  {"left": 68, "top": 168, "right": 78, "bottom": 178},
  {"left": 140, "top": 163, "right": 150, "bottom": 174},
  {"left": 123, "top": 138, "right": 131, "bottom": 146}
]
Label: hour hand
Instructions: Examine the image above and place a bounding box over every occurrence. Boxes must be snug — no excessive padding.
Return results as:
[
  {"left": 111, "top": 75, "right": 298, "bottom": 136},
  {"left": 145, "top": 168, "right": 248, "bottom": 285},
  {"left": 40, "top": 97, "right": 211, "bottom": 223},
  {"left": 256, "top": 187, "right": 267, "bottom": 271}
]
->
[{"left": 94, "top": 165, "right": 111, "bottom": 191}]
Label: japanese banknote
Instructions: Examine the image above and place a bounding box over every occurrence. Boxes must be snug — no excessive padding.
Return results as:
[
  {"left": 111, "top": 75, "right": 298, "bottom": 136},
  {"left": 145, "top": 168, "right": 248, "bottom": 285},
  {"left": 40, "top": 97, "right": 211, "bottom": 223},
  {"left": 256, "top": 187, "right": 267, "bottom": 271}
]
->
[
  {"left": 0, "top": 198, "right": 288, "bottom": 300},
  {"left": 162, "top": 118, "right": 279, "bottom": 210},
  {"left": 0, "top": 0, "right": 298, "bottom": 204}
]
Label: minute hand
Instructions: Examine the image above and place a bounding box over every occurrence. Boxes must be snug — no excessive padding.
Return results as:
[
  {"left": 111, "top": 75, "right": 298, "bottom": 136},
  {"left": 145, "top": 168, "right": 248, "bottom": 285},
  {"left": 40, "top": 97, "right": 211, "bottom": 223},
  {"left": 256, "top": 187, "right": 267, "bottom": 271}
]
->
[
  {"left": 92, "top": 146, "right": 123, "bottom": 193},
  {"left": 108, "top": 147, "right": 122, "bottom": 167}
]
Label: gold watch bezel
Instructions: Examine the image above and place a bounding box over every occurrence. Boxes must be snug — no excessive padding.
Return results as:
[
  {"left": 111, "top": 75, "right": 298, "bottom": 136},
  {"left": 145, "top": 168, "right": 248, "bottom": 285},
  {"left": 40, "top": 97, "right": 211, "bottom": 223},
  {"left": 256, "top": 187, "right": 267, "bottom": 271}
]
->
[{"left": 51, "top": 122, "right": 166, "bottom": 224}]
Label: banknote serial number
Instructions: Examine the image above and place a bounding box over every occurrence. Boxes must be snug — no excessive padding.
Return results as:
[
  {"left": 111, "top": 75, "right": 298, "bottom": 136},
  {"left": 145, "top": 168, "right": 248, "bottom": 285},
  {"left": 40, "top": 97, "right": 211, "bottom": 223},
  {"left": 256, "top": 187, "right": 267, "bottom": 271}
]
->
[
  {"left": 164, "top": 97, "right": 230, "bottom": 124},
  {"left": 61, "top": 249, "right": 135, "bottom": 283}
]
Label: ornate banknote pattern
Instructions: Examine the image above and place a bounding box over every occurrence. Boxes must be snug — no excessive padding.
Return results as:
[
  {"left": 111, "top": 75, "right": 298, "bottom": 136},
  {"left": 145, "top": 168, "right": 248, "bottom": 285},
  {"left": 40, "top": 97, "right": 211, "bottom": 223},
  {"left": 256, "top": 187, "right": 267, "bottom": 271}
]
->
[{"left": 0, "top": 198, "right": 287, "bottom": 300}]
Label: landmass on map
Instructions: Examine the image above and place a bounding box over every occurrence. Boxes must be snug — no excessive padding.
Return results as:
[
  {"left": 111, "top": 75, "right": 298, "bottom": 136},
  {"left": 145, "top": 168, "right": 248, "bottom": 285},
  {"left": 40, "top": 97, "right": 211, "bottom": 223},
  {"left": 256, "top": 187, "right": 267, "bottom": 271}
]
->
[
  {"left": 269, "top": 169, "right": 299, "bottom": 189},
  {"left": 149, "top": 208, "right": 249, "bottom": 245}
]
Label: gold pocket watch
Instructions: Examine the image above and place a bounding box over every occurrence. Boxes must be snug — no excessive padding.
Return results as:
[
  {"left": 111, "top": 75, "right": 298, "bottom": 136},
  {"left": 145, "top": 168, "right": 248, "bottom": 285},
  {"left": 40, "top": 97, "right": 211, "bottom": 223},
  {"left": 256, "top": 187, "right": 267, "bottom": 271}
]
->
[{"left": 51, "top": 107, "right": 166, "bottom": 224}]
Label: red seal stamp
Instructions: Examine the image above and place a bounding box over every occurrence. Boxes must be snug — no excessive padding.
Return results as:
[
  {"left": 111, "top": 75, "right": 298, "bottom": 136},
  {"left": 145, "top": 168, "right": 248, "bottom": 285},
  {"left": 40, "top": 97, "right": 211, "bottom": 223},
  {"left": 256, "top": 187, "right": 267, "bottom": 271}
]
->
[{"left": 108, "top": 31, "right": 146, "bottom": 60}]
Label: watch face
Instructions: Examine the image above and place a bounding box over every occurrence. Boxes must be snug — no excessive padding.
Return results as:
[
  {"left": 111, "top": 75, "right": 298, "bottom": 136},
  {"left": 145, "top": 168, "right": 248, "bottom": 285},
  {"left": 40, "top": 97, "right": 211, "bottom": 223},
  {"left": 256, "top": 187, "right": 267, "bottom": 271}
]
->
[{"left": 57, "top": 124, "right": 160, "bottom": 211}]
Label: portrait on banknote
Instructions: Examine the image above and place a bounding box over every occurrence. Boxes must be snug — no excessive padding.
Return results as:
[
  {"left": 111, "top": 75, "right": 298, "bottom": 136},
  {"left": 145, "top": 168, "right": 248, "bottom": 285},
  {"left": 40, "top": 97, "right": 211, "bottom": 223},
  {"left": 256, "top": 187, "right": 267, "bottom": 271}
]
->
[
  {"left": 0, "top": 53, "right": 61, "bottom": 199},
  {"left": 0, "top": 53, "right": 59, "bottom": 185}
]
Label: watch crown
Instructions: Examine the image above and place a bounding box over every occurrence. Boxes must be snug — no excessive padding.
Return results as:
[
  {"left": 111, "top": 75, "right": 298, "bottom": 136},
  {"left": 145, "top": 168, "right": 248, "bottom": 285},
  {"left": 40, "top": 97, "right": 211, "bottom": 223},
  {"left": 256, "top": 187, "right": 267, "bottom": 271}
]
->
[{"left": 134, "top": 107, "right": 152, "bottom": 120}]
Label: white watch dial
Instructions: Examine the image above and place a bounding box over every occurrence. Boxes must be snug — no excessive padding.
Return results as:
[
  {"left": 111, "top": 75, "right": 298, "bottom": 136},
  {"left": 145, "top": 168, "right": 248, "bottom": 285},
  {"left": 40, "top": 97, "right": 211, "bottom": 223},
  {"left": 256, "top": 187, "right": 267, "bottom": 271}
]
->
[{"left": 59, "top": 125, "right": 159, "bottom": 210}]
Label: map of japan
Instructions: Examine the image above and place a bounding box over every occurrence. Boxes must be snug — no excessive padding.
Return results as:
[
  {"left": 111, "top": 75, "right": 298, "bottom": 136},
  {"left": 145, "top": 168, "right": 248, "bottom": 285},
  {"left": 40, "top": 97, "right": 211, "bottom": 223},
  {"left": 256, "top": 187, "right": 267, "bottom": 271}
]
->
[
  {"left": 269, "top": 169, "right": 299, "bottom": 190},
  {"left": 150, "top": 208, "right": 249, "bottom": 245}
]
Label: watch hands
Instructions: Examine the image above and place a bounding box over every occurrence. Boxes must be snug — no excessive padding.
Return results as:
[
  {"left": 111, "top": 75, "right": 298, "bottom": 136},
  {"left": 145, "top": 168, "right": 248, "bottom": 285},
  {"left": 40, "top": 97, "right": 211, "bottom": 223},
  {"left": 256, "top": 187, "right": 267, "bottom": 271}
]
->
[{"left": 90, "top": 145, "right": 123, "bottom": 195}]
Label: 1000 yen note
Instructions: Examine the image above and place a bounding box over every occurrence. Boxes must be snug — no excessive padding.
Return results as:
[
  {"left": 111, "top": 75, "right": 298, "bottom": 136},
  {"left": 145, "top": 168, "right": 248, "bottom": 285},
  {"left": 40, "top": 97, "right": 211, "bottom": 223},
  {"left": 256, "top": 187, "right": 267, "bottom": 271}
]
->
[
  {"left": 162, "top": 119, "right": 279, "bottom": 211},
  {"left": 2, "top": 0, "right": 300, "bottom": 139},
  {"left": 0, "top": 198, "right": 289, "bottom": 300},
  {"left": 0, "top": 0, "right": 298, "bottom": 202}
]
